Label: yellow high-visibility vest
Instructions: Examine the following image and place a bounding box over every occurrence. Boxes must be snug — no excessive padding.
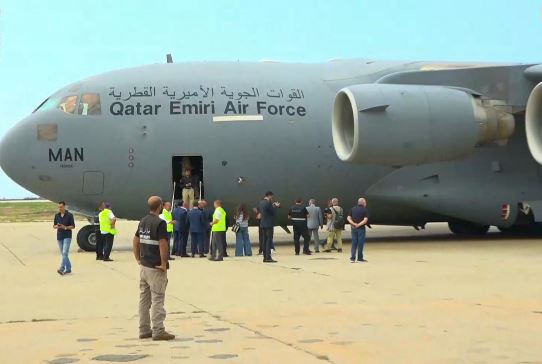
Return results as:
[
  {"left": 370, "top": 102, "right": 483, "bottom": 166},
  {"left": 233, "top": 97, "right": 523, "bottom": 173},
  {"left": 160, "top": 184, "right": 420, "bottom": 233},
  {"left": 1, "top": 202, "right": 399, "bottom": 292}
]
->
[
  {"left": 99, "top": 209, "right": 116, "bottom": 235},
  {"left": 162, "top": 209, "right": 173, "bottom": 233},
  {"left": 212, "top": 207, "right": 226, "bottom": 232}
]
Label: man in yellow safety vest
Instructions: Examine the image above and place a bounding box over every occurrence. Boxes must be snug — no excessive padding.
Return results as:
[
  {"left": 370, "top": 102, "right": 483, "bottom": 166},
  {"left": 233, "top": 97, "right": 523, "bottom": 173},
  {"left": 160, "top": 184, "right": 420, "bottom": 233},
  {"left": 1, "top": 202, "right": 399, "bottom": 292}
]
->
[
  {"left": 99, "top": 202, "right": 117, "bottom": 262},
  {"left": 209, "top": 200, "right": 227, "bottom": 262},
  {"left": 159, "top": 201, "right": 176, "bottom": 261}
]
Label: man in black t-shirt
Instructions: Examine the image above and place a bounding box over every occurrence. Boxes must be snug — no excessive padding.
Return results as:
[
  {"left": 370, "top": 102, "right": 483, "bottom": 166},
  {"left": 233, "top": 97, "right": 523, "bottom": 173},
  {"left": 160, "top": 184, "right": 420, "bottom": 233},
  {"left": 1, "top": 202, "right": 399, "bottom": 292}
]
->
[
  {"left": 347, "top": 198, "right": 369, "bottom": 263},
  {"left": 133, "top": 196, "right": 175, "bottom": 341}
]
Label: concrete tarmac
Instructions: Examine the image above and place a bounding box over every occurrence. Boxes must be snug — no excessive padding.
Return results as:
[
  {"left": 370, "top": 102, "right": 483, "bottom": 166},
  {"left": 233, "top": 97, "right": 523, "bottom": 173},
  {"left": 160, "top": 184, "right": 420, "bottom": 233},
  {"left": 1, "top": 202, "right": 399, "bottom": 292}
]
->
[{"left": 0, "top": 221, "right": 541, "bottom": 363}]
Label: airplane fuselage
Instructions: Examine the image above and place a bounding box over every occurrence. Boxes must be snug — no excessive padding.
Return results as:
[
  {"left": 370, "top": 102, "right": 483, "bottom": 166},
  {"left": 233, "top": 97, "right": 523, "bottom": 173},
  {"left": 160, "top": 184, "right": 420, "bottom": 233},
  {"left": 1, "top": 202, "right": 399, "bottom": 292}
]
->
[{"left": 2, "top": 59, "right": 541, "bottom": 229}]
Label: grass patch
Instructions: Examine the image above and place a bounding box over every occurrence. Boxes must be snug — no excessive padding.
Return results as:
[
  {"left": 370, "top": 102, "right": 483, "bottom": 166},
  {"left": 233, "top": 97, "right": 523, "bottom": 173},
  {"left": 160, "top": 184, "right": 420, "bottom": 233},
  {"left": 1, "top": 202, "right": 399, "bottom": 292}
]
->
[{"left": 0, "top": 201, "right": 85, "bottom": 223}]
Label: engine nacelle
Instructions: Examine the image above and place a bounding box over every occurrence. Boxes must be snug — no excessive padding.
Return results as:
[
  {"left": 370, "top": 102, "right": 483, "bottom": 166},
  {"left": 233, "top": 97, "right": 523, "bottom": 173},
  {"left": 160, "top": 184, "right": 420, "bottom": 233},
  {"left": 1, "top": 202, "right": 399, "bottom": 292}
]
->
[
  {"left": 332, "top": 84, "right": 515, "bottom": 166},
  {"left": 526, "top": 82, "right": 542, "bottom": 164}
]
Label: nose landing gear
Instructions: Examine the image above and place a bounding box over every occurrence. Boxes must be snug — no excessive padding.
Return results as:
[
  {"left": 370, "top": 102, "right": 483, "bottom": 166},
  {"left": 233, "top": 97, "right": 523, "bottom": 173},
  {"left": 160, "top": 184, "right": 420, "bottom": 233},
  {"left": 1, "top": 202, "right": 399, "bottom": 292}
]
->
[{"left": 77, "top": 225, "right": 98, "bottom": 251}]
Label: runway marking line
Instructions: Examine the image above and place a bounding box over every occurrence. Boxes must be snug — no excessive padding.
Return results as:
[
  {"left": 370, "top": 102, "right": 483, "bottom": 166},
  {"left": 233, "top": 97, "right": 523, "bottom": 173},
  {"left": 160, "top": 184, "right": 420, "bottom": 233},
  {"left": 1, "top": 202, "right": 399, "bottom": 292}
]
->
[{"left": 0, "top": 241, "right": 25, "bottom": 266}]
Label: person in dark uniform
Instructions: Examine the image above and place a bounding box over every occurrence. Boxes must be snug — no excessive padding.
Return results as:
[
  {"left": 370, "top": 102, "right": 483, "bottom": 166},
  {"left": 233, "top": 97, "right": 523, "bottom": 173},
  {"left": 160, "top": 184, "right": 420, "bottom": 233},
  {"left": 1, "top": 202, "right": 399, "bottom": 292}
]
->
[
  {"left": 258, "top": 191, "right": 280, "bottom": 263},
  {"left": 172, "top": 201, "right": 190, "bottom": 257},
  {"left": 288, "top": 198, "right": 312, "bottom": 255},
  {"left": 200, "top": 200, "right": 213, "bottom": 254},
  {"left": 133, "top": 196, "right": 175, "bottom": 341}
]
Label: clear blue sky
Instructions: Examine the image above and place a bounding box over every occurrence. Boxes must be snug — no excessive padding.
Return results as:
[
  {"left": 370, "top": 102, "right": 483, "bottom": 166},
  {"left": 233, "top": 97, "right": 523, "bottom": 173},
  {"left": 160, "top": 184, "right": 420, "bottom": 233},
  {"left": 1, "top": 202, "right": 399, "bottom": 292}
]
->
[{"left": 0, "top": 0, "right": 541, "bottom": 198}]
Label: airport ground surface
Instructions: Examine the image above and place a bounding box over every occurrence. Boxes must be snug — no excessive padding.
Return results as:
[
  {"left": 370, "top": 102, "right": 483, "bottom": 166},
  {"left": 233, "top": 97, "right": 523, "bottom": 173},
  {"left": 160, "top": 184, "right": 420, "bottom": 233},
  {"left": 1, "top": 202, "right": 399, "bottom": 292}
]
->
[{"left": 0, "top": 221, "right": 541, "bottom": 364}]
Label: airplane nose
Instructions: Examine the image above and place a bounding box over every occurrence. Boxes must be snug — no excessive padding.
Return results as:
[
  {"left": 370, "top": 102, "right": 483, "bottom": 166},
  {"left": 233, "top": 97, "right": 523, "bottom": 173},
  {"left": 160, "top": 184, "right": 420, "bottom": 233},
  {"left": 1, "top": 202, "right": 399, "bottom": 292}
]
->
[
  {"left": 0, "top": 125, "right": 18, "bottom": 180},
  {"left": 0, "top": 122, "right": 33, "bottom": 187}
]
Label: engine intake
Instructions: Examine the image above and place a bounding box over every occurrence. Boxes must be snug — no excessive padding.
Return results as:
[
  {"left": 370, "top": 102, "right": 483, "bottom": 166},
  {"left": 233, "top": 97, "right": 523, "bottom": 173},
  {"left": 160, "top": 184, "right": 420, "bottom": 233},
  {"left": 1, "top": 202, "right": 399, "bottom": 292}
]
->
[
  {"left": 332, "top": 84, "right": 514, "bottom": 166},
  {"left": 526, "top": 82, "right": 542, "bottom": 164}
]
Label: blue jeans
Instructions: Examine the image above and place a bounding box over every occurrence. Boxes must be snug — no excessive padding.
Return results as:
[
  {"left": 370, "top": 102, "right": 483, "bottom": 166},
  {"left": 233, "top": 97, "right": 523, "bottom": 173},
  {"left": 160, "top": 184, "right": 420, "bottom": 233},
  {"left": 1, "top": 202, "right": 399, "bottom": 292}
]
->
[
  {"left": 191, "top": 232, "right": 204, "bottom": 255},
  {"left": 235, "top": 227, "right": 252, "bottom": 256},
  {"left": 351, "top": 228, "right": 366, "bottom": 261},
  {"left": 57, "top": 238, "right": 72, "bottom": 272}
]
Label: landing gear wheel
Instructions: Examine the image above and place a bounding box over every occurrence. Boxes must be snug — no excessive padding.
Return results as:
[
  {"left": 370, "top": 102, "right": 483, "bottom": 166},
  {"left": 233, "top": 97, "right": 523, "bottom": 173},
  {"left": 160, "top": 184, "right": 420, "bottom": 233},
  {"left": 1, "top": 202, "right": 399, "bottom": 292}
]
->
[
  {"left": 77, "top": 225, "right": 97, "bottom": 251},
  {"left": 448, "top": 220, "right": 490, "bottom": 235}
]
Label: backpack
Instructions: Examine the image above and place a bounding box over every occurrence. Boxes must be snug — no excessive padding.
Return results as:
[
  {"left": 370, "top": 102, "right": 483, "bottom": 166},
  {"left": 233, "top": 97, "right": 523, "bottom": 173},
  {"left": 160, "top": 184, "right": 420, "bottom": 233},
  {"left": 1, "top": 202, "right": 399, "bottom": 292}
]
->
[{"left": 333, "top": 207, "right": 345, "bottom": 230}]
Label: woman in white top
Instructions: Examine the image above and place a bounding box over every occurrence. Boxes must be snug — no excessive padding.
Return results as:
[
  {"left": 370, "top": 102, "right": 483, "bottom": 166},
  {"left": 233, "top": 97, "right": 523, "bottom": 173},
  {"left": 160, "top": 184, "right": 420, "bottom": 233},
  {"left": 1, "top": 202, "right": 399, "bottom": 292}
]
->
[{"left": 234, "top": 204, "right": 252, "bottom": 256}]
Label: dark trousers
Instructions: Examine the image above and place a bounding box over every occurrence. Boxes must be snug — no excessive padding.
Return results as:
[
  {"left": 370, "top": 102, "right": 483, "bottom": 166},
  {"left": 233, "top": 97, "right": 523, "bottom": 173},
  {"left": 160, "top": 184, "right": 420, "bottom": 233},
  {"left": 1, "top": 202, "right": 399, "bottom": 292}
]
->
[
  {"left": 167, "top": 232, "right": 172, "bottom": 258},
  {"left": 258, "top": 226, "right": 264, "bottom": 253},
  {"left": 293, "top": 224, "right": 310, "bottom": 254},
  {"left": 191, "top": 232, "right": 204, "bottom": 255},
  {"left": 204, "top": 229, "right": 211, "bottom": 253},
  {"left": 173, "top": 231, "right": 188, "bottom": 255},
  {"left": 262, "top": 227, "right": 274, "bottom": 261},
  {"left": 210, "top": 231, "right": 226, "bottom": 260},
  {"left": 223, "top": 237, "right": 228, "bottom": 257},
  {"left": 103, "top": 233, "right": 114, "bottom": 259},
  {"left": 96, "top": 229, "right": 104, "bottom": 258}
]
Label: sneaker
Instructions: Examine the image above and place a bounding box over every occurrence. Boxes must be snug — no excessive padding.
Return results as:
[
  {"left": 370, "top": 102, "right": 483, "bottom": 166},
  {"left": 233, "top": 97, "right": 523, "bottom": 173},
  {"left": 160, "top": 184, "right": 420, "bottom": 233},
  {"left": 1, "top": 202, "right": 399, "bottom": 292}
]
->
[
  {"left": 350, "top": 259, "right": 356, "bottom": 263},
  {"left": 360, "top": 259, "right": 368, "bottom": 262},
  {"left": 139, "top": 332, "right": 152, "bottom": 339},
  {"left": 295, "top": 252, "right": 300, "bottom": 256},
  {"left": 168, "top": 257, "right": 175, "bottom": 261},
  {"left": 57, "top": 269, "right": 64, "bottom": 276},
  {"left": 63, "top": 270, "right": 72, "bottom": 274},
  {"left": 337, "top": 249, "right": 342, "bottom": 253},
  {"left": 212, "top": 258, "right": 223, "bottom": 262},
  {"left": 315, "top": 250, "right": 320, "bottom": 253},
  {"left": 152, "top": 332, "right": 175, "bottom": 341},
  {"left": 96, "top": 256, "right": 103, "bottom": 260},
  {"left": 324, "top": 249, "right": 331, "bottom": 253},
  {"left": 303, "top": 251, "right": 312, "bottom": 255},
  {"left": 199, "top": 254, "right": 206, "bottom": 258},
  {"left": 103, "top": 258, "right": 114, "bottom": 262},
  {"left": 263, "top": 259, "right": 277, "bottom": 263}
]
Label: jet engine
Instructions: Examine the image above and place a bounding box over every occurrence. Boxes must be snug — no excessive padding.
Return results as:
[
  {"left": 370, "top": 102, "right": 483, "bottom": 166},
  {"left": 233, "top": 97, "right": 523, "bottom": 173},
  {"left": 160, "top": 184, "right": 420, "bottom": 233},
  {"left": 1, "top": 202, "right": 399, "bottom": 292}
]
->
[
  {"left": 526, "top": 82, "right": 542, "bottom": 164},
  {"left": 332, "top": 84, "right": 515, "bottom": 166}
]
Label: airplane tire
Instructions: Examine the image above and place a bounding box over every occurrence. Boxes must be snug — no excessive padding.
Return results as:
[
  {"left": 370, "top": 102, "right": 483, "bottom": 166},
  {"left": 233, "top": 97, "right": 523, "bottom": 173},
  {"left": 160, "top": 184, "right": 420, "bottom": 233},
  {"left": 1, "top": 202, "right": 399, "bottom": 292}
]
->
[
  {"left": 77, "top": 225, "right": 97, "bottom": 252},
  {"left": 448, "top": 220, "right": 490, "bottom": 235}
]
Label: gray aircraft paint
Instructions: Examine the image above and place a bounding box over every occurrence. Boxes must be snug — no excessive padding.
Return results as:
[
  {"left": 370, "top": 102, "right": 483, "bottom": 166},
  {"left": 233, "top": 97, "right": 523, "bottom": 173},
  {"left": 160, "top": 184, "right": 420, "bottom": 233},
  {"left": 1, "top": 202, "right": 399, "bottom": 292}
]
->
[{"left": 1, "top": 59, "right": 542, "bottom": 232}]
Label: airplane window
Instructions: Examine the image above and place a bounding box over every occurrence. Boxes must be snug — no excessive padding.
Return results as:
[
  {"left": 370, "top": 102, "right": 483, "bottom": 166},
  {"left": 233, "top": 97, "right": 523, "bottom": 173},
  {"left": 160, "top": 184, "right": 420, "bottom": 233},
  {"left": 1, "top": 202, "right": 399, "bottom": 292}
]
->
[
  {"left": 78, "top": 93, "right": 101, "bottom": 115},
  {"left": 58, "top": 95, "right": 78, "bottom": 114},
  {"left": 33, "top": 97, "right": 58, "bottom": 113}
]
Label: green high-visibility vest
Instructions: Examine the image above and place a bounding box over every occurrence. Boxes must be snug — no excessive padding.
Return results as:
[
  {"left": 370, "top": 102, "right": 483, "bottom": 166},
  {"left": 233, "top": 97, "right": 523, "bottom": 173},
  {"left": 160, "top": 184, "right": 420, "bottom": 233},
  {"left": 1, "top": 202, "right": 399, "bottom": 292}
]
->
[
  {"left": 99, "top": 208, "right": 116, "bottom": 235},
  {"left": 162, "top": 209, "right": 173, "bottom": 233},
  {"left": 211, "top": 207, "right": 226, "bottom": 232}
]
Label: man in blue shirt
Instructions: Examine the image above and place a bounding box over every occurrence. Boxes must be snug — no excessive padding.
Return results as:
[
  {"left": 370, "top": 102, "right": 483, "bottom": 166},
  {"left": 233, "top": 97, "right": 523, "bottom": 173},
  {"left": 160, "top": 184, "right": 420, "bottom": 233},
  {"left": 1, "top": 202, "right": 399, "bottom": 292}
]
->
[
  {"left": 347, "top": 198, "right": 369, "bottom": 263},
  {"left": 53, "top": 201, "right": 75, "bottom": 275},
  {"left": 187, "top": 201, "right": 206, "bottom": 257},
  {"left": 172, "top": 201, "right": 190, "bottom": 257}
]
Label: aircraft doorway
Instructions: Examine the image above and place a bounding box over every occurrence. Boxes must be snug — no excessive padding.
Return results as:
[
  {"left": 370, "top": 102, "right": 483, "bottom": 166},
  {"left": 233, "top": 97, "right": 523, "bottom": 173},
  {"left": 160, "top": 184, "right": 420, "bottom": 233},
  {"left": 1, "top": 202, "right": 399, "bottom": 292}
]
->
[{"left": 172, "top": 156, "right": 204, "bottom": 205}]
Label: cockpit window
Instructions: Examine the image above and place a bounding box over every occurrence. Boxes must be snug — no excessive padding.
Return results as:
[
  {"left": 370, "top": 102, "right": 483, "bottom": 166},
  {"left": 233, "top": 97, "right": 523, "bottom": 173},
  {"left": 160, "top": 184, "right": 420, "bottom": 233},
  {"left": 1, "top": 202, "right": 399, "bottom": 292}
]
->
[
  {"left": 34, "top": 95, "right": 78, "bottom": 114},
  {"left": 78, "top": 93, "right": 101, "bottom": 115},
  {"left": 58, "top": 95, "right": 78, "bottom": 114},
  {"left": 33, "top": 97, "right": 58, "bottom": 113}
]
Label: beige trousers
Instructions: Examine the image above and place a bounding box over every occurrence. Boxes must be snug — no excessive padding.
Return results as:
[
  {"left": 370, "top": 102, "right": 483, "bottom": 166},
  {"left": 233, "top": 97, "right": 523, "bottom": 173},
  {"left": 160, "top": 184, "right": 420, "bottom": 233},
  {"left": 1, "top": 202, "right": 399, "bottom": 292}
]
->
[
  {"left": 325, "top": 230, "right": 343, "bottom": 250},
  {"left": 139, "top": 266, "right": 168, "bottom": 336},
  {"left": 182, "top": 188, "right": 195, "bottom": 208}
]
